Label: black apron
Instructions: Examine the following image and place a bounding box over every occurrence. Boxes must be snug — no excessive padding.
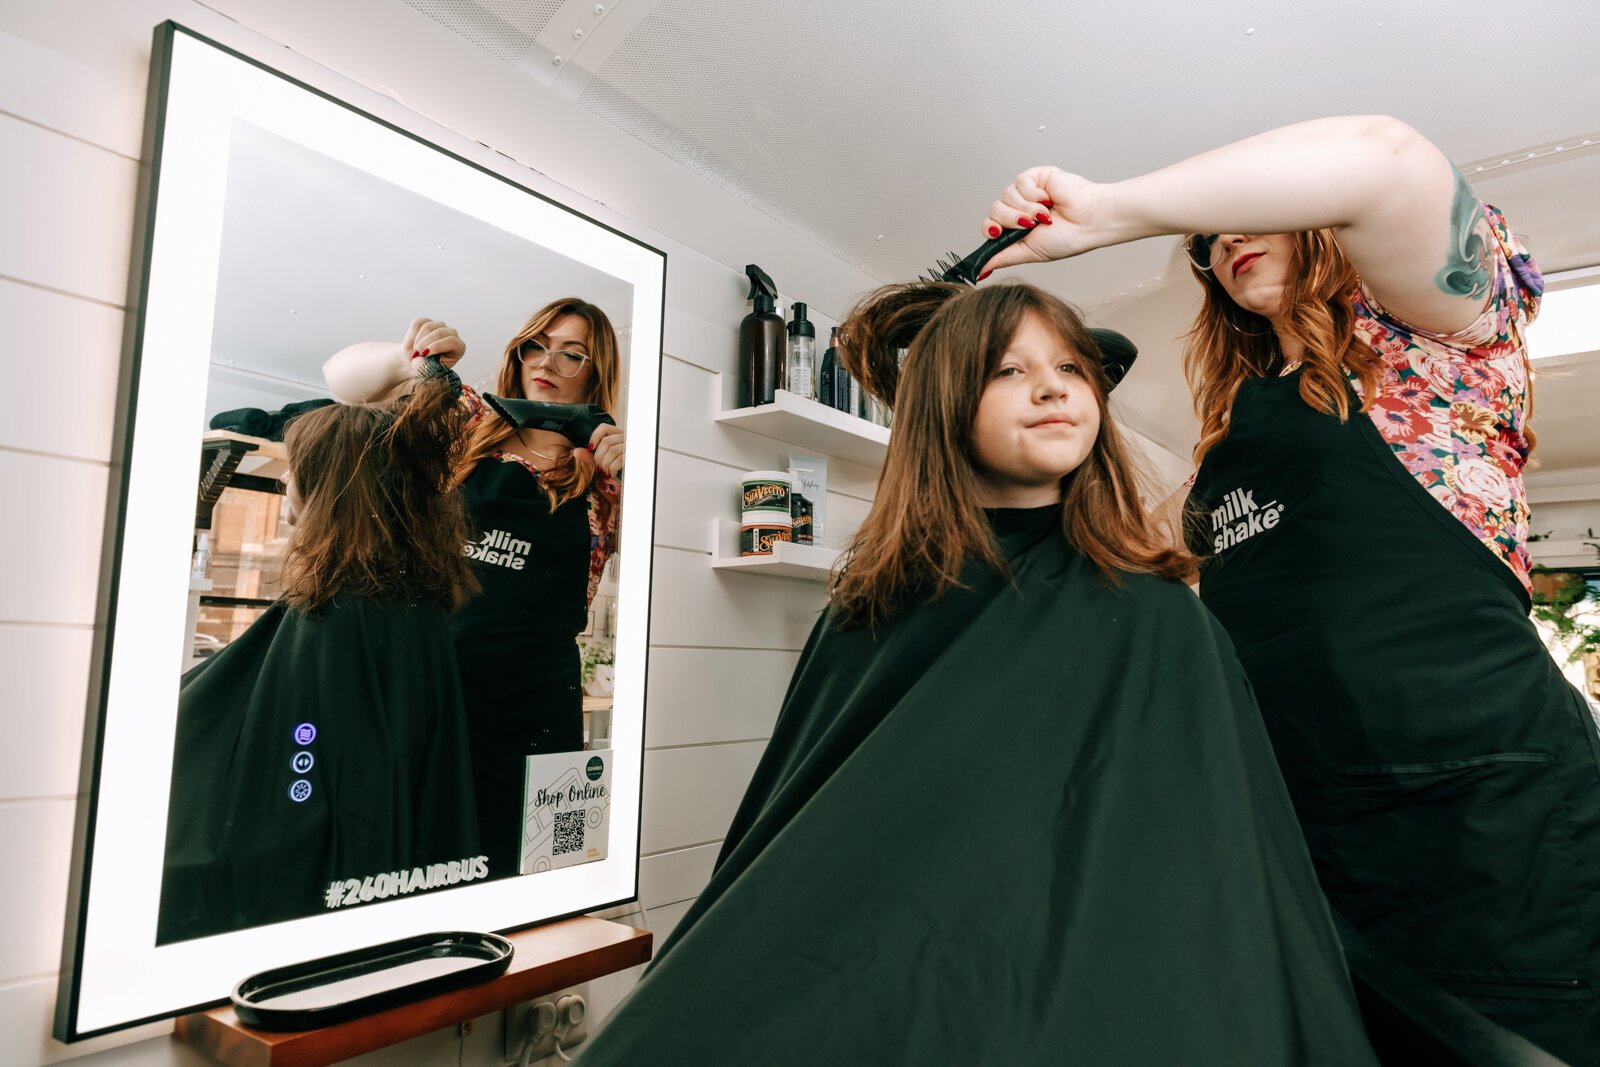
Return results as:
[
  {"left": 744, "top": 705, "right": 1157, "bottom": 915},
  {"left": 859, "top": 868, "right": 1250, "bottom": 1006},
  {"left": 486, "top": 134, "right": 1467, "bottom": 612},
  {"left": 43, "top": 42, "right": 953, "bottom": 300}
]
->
[
  {"left": 452, "top": 460, "right": 588, "bottom": 879},
  {"left": 1188, "top": 369, "right": 1600, "bottom": 1065}
]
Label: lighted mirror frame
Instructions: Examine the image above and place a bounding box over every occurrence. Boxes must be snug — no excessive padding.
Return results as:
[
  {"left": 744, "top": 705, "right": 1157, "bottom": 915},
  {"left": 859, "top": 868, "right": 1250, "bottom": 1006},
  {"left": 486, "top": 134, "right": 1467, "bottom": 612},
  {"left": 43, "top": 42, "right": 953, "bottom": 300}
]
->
[{"left": 56, "top": 22, "right": 663, "bottom": 1040}]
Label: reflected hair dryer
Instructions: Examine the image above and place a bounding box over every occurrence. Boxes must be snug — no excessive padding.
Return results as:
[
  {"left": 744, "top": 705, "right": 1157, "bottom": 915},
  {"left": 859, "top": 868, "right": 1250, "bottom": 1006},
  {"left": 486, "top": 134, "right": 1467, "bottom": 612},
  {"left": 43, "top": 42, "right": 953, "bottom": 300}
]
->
[{"left": 482, "top": 394, "right": 616, "bottom": 448}]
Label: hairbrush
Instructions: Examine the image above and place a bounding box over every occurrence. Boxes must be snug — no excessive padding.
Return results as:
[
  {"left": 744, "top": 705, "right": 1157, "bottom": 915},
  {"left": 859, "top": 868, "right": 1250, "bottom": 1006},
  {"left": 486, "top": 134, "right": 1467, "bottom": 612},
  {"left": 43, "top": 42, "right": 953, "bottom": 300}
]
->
[
  {"left": 921, "top": 225, "right": 1034, "bottom": 286},
  {"left": 920, "top": 227, "right": 1139, "bottom": 388}
]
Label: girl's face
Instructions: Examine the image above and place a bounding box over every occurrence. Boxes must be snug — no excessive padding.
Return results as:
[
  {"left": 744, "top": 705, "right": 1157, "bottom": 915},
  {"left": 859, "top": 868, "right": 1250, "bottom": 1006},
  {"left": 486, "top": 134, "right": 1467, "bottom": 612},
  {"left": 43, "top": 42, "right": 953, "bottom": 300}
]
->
[
  {"left": 517, "top": 314, "right": 594, "bottom": 405},
  {"left": 1205, "top": 232, "right": 1298, "bottom": 319},
  {"left": 969, "top": 311, "right": 1101, "bottom": 508}
]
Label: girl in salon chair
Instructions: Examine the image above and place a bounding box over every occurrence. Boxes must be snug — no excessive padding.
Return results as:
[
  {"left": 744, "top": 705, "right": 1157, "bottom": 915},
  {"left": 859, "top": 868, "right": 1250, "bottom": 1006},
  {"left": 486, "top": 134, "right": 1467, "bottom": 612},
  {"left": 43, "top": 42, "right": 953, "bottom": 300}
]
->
[
  {"left": 323, "top": 298, "right": 624, "bottom": 882},
  {"left": 158, "top": 367, "right": 481, "bottom": 944},
  {"left": 577, "top": 281, "right": 1378, "bottom": 1066}
]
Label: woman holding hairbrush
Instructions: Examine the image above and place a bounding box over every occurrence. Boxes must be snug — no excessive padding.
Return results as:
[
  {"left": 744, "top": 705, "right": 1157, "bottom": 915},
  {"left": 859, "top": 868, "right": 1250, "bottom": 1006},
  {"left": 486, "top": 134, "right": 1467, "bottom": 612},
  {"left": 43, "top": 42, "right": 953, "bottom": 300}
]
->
[
  {"left": 324, "top": 297, "right": 624, "bottom": 881},
  {"left": 983, "top": 115, "right": 1600, "bottom": 1063}
]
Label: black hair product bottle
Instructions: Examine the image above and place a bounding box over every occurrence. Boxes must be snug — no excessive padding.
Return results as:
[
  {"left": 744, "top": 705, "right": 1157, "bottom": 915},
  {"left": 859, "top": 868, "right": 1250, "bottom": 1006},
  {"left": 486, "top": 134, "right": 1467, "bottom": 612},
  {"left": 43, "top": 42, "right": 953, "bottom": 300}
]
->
[
  {"left": 740, "top": 265, "right": 785, "bottom": 407},
  {"left": 818, "top": 327, "right": 840, "bottom": 411}
]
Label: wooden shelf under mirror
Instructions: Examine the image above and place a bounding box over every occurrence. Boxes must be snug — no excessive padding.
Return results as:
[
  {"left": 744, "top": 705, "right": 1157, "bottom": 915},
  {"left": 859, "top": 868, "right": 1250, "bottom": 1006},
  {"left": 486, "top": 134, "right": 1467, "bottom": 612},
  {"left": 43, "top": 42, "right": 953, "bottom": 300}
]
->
[
  {"left": 714, "top": 378, "right": 889, "bottom": 468},
  {"left": 174, "top": 916, "right": 650, "bottom": 1067},
  {"left": 709, "top": 518, "right": 840, "bottom": 583}
]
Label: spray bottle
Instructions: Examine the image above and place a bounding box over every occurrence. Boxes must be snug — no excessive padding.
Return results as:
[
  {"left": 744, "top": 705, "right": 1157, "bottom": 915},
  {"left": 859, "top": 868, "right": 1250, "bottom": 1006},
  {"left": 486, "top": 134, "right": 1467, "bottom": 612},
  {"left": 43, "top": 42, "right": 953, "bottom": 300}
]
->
[{"left": 740, "top": 265, "right": 785, "bottom": 407}]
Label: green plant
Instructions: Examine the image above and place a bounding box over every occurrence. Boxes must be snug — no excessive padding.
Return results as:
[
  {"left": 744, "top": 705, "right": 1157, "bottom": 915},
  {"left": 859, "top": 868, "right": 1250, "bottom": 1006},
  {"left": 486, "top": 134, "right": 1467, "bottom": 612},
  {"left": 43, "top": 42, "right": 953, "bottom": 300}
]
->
[
  {"left": 578, "top": 638, "right": 615, "bottom": 685},
  {"left": 1531, "top": 547, "right": 1600, "bottom": 664}
]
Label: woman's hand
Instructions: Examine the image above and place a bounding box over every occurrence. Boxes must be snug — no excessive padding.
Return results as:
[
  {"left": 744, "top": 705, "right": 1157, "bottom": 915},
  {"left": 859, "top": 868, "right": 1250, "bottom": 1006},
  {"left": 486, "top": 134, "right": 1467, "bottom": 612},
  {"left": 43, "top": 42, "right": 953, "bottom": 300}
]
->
[
  {"left": 403, "top": 317, "right": 466, "bottom": 372},
  {"left": 589, "top": 422, "right": 625, "bottom": 478},
  {"left": 982, "top": 168, "right": 1113, "bottom": 273}
]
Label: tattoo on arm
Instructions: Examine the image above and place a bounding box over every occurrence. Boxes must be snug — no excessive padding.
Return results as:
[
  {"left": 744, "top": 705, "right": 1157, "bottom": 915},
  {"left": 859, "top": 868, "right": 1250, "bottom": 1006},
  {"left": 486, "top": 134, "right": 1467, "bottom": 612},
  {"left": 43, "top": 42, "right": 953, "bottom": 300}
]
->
[{"left": 1435, "top": 166, "right": 1491, "bottom": 301}]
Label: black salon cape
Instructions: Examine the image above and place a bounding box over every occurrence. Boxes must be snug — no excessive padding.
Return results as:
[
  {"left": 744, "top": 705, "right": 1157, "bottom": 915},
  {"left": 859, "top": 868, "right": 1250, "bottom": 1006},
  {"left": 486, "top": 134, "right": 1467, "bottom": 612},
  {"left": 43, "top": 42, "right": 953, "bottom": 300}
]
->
[
  {"left": 580, "top": 511, "right": 1377, "bottom": 1065},
  {"left": 157, "top": 598, "right": 480, "bottom": 944}
]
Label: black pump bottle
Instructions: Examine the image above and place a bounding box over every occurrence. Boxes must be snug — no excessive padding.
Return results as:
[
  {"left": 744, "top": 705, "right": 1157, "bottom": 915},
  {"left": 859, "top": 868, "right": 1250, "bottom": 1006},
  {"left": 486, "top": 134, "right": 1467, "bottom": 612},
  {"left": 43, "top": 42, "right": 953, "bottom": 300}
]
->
[
  {"left": 818, "top": 326, "right": 841, "bottom": 411},
  {"left": 740, "top": 265, "right": 785, "bottom": 406}
]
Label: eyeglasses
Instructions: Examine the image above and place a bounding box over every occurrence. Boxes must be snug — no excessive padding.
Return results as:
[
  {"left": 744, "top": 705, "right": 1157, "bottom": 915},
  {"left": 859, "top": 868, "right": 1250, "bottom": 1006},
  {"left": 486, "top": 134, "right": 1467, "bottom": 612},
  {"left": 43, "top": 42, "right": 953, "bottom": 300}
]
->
[
  {"left": 1184, "top": 233, "right": 1222, "bottom": 271},
  {"left": 516, "top": 339, "right": 591, "bottom": 378}
]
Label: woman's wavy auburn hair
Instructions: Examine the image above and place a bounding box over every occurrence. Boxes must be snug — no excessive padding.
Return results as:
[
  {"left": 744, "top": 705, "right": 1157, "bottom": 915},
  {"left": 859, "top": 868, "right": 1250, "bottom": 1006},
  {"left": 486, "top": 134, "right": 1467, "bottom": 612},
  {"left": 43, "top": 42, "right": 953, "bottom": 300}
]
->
[
  {"left": 1186, "top": 228, "right": 1536, "bottom": 464},
  {"left": 281, "top": 368, "right": 478, "bottom": 614},
  {"left": 1184, "top": 230, "right": 1381, "bottom": 465},
  {"left": 831, "top": 281, "right": 1195, "bottom": 630},
  {"left": 453, "top": 297, "right": 621, "bottom": 509}
]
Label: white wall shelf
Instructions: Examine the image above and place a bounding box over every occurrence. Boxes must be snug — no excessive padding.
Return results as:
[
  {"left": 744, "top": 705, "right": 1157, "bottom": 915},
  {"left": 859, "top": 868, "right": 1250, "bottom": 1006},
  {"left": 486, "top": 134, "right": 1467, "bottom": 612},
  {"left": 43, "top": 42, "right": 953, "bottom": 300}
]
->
[
  {"left": 1530, "top": 539, "right": 1600, "bottom": 571},
  {"left": 709, "top": 519, "right": 839, "bottom": 582},
  {"left": 714, "top": 378, "right": 889, "bottom": 469}
]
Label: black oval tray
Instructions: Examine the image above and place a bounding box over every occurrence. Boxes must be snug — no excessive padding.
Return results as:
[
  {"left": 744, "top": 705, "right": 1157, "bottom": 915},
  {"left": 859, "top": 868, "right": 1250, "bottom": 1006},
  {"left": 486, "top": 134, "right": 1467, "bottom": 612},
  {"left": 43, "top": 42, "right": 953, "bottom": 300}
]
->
[{"left": 231, "top": 930, "right": 514, "bottom": 1031}]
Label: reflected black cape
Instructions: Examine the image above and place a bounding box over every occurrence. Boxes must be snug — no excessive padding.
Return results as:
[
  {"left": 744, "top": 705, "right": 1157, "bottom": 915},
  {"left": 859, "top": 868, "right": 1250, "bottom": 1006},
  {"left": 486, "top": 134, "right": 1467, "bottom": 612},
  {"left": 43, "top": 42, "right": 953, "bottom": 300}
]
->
[
  {"left": 157, "top": 598, "right": 480, "bottom": 944},
  {"left": 582, "top": 511, "right": 1377, "bottom": 1065}
]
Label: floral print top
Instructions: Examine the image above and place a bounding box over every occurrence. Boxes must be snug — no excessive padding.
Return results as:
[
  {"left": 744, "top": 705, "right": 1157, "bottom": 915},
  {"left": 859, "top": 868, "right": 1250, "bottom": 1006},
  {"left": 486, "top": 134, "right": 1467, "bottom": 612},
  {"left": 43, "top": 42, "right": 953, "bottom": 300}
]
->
[
  {"left": 1285, "top": 203, "right": 1544, "bottom": 593},
  {"left": 461, "top": 385, "right": 621, "bottom": 608}
]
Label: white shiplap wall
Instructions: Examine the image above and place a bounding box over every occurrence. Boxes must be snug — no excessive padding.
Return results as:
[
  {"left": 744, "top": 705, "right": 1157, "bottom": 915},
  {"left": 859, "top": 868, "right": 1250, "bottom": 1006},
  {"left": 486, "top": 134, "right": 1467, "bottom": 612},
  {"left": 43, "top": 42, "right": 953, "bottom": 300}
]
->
[
  {"left": 0, "top": 3, "right": 1192, "bottom": 1063},
  {"left": 0, "top": 1, "right": 881, "bottom": 1064}
]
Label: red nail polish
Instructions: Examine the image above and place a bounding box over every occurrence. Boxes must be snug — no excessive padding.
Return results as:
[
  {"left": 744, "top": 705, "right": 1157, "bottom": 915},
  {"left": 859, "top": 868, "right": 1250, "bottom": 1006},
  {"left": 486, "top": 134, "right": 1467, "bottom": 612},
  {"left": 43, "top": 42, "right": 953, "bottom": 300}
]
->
[
  {"left": 411, "top": 351, "right": 420, "bottom": 359},
  {"left": 421, "top": 348, "right": 430, "bottom": 357},
  {"left": 1037, "top": 212, "right": 1053, "bottom": 225},
  {"left": 1039, "top": 199, "right": 1053, "bottom": 208},
  {"left": 978, "top": 269, "right": 992, "bottom": 281},
  {"left": 1018, "top": 217, "right": 1036, "bottom": 228},
  {"left": 987, "top": 225, "right": 1001, "bottom": 239}
]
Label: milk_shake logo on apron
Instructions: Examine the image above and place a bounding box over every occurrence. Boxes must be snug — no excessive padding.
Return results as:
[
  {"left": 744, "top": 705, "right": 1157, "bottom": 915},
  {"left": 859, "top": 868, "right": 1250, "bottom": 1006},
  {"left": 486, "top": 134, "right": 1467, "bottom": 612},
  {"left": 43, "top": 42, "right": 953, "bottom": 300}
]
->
[
  {"left": 464, "top": 528, "right": 530, "bottom": 570},
  {"left": 1210, "top": 487, "right": 1286, "bottom": 553}
]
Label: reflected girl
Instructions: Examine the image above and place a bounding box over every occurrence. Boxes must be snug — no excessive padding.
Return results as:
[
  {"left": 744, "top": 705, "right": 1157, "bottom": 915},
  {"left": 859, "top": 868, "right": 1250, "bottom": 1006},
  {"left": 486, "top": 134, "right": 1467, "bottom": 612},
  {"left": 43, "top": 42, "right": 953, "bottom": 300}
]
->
[
  {"left": 324, "top": 298, "right": 624, "bottom": 881},
  {"left": 158, "top": 367, "right": 481, "bottom": 944}
]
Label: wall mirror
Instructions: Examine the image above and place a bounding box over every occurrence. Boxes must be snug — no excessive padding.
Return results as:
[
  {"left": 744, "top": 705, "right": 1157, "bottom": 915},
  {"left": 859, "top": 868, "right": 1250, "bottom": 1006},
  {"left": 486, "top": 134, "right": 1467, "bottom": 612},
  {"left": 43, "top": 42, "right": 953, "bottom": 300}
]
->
[{"left": 57, "top": 21, "right": 663, "bottom": 1040}]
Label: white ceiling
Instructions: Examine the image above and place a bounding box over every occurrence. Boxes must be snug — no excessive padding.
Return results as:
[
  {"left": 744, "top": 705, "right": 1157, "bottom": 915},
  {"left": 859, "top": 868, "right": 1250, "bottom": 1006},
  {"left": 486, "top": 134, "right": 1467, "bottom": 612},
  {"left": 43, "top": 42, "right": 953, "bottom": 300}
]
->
[
  {"left": 205, "top": 119, "right": 635, "bottom": 421},
  {"left": 255, "top": 0, "right": 1600, "bottom": 480},
  {"left": 392, "top": 0, "right": 1600, "bottom": 478}
]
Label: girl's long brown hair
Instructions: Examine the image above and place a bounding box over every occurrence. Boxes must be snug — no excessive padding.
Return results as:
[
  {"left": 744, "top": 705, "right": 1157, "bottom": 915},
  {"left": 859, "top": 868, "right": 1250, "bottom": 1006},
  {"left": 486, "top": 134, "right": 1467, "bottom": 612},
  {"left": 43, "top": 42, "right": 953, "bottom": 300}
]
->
[
  {"left": 281, "top": 365, "right": 478, "bottom": 613},
  {"left": 452, "top": 298, "right": 621, "bottom": 509},
  {"left": 832, "top": 282, "right": 1195, "bottom": 630}
]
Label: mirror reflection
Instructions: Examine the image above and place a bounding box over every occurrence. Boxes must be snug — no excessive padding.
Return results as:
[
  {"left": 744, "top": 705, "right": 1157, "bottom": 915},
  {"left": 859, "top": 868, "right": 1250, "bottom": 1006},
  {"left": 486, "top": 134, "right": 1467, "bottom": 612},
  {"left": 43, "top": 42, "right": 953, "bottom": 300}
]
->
[{"left": 157, "top": 119, "right": 635, "bottom": 943}]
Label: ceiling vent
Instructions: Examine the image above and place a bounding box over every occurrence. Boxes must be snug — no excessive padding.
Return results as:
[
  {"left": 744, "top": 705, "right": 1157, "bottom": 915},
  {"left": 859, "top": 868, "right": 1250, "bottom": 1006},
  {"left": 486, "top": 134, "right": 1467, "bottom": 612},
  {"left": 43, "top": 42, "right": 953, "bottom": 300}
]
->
[{"left": 402, "top": 0, "right": 564, "bottom": 63}]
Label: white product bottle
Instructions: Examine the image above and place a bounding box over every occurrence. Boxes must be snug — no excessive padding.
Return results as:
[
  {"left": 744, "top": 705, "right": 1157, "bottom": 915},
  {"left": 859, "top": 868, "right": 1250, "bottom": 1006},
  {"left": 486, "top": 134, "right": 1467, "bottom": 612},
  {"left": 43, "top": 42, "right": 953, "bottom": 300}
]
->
[{"left": 190, "top": 532, "right": 212, "bottom": 581}]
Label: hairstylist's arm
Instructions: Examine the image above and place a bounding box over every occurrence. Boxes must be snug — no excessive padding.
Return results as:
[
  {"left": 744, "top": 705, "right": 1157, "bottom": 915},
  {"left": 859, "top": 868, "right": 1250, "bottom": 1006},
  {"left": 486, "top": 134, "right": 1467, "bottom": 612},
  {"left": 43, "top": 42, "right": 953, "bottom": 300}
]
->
[
  {"left": 322, "top": 317, "right": 466, "bottom": 402},
  {"left": 983, "top": 115, "right": 1490, "bottom": 334}
]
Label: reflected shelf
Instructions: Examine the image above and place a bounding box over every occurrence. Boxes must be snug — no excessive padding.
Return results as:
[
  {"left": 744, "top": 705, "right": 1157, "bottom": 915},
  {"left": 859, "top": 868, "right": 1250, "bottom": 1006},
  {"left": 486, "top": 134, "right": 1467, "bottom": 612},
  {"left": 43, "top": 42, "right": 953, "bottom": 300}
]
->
[
  {"left": 714, "top": 377, "right": 890, "bottom": 469},
  {"left": 709, "top": 518, "right": 839, "bottom": 583},
  {"left": 1529, "top": 539, "right": 1600, "bottom": 571}
]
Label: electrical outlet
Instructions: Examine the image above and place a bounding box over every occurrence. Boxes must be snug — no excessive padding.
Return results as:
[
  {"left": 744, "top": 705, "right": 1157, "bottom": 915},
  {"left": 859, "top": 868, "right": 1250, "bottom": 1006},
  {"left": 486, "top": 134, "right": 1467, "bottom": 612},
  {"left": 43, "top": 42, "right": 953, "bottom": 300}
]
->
[{"left": 501, "top": 993, "right": 589, "bottom": 1064}]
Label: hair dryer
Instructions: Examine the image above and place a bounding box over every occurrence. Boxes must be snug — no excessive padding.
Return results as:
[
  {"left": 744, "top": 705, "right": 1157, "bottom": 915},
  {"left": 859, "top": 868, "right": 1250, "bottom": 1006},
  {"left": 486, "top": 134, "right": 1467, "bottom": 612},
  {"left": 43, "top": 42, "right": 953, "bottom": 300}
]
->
[{"left": 483, "top": 394, "right": 616, "bottom": 447}]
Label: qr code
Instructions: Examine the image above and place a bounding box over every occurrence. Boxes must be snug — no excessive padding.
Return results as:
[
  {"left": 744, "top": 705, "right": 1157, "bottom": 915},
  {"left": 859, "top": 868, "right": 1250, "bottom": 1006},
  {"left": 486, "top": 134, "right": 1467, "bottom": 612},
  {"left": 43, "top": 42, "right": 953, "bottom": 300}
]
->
[{"left": 553, "top": 810, "right": 585, "bottom": 856}]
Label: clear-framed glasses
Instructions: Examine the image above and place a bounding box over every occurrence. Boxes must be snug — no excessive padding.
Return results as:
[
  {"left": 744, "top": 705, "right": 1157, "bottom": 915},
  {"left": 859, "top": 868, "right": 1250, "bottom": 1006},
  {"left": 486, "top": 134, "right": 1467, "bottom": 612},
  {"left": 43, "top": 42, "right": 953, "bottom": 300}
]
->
[
  {"left": 1184, "top": 233, "right": 1221, "bottom": 271},
  {"left": 516, "top": 339, "right": 591, "bottom": 378}
]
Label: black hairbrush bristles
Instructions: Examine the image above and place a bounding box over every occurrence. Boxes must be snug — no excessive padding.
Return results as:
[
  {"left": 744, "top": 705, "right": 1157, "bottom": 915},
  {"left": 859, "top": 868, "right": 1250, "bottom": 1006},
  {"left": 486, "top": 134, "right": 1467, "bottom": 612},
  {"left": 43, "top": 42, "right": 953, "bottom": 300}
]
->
[
  {"left": 915, "top": 227, "right": 1141, "bottom": 389},
  {"left": 921, "top": 226, "right": 1033, "bottom": 285}
]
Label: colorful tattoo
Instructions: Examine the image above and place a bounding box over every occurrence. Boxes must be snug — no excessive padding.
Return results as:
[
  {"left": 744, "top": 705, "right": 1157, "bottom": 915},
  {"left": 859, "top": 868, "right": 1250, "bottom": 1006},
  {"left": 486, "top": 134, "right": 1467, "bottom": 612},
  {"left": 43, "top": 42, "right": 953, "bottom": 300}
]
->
[{"left": 1435, "top": 166, "right": 1491, "bottom": 301}]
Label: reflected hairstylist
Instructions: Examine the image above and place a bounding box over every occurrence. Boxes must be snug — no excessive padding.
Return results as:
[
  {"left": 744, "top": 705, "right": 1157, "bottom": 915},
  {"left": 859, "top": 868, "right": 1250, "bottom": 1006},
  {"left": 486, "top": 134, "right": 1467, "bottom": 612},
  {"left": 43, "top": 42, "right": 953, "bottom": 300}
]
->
[{"left": 325, "top": 298, "right": 625, "bottom": 882}]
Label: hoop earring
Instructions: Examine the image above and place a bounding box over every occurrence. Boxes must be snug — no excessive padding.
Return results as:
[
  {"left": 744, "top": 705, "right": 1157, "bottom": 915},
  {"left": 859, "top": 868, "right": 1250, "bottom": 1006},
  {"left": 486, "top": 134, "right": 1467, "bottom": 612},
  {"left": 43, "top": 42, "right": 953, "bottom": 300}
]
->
[{"left": 1226, "top": 316, "right": 1270, "bottom": 337}]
